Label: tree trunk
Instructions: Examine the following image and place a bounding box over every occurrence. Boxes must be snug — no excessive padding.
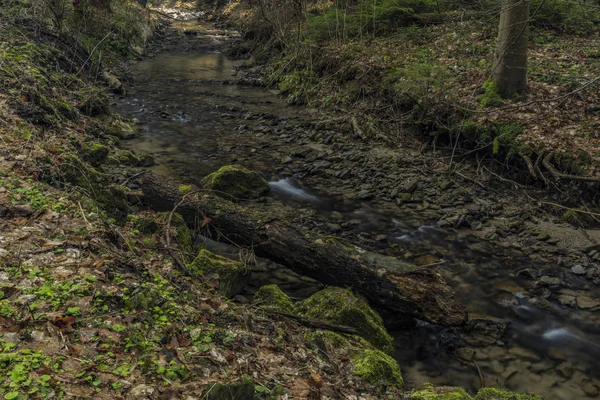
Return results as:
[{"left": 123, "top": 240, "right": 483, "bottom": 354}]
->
[
  {"left": 140, "top": 173, "right": 467, "bottom": 327},
  {"left": 493, "top": 0, "right": 529, "bottom": 98}
]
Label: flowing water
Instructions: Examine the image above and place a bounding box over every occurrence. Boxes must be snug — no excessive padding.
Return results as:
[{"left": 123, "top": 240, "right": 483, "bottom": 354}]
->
[{"left": 114, "top": 20, "right": 600, "bottom": 399}]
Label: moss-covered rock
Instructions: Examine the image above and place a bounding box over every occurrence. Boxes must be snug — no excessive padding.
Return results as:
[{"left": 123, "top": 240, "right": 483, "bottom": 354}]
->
[
  {"left": 107, "top": 119, "right": 139, "bottom": 140},
  {"left": 411, "top": 384, "right": 473, "bottom": 400},
  {"left": 475, "top": 388, "right": 543, "bottom": 400},
  {"left": 188, "top": 249, "right": 250, "bottom": 297},
  {"left": 201, "top": 165, "right": 270, "bottom": 200},
  {"left": 205, "top": 379, "right": 256, "bottom": 400},
  {"left": 304, "top": 329, "right": 350, "bottom": 350},
  {"left": 112, "top": 149, "right": 140, "bottom": 166},
  {"left": 84, "top": 142, "right": 110, "bottom": 167},
  {"left": 353, "top": 348, "right": 403, "bottom": 388},
  {"left": 253, "top": 284, "right": 296, "bottom": 313},
  {"left": 296, "top": 287, "right": 394, "bottom": 354}
]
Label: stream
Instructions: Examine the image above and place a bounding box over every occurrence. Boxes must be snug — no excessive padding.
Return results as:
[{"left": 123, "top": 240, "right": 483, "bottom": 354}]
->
[{"left": 114, "top": 20, "right": 600, "bottom": 399}]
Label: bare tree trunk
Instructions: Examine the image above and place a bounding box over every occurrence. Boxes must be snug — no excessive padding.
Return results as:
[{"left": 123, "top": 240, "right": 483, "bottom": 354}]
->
[{"left": 493, "top": 0, "right": 529, "bottom": 98}]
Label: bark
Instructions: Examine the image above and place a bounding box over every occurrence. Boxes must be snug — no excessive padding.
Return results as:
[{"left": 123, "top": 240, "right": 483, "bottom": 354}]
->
[
  {"left": 140, "top": 173, "right": 467, "bottom": 327},
  {"left": 493, "top": 0, "right": 529, "bottom": 98}
]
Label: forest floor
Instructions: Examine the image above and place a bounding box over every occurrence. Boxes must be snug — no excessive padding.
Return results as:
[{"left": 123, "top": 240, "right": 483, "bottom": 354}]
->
[{"left": 1, "top": 1, "right": 600, "bottom": 399}]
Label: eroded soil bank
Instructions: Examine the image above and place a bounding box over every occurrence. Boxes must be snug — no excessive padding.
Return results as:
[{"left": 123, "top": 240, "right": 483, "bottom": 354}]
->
[{"left": 113, "top": 15, "right": 600, "bottom": 400}]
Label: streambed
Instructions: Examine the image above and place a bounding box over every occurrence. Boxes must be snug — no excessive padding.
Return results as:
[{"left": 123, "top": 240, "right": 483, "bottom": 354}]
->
[{"left": 113, "top": 19, "right": 600, "bottom": 399}]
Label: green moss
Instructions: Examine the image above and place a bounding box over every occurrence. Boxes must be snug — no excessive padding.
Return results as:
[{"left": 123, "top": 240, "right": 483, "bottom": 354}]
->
[
  {"left": 201, "top": 165, "right": 270, "bottom": 200},
  {"left": 130, "top": 214, "right": 159, "bottom": 234},
  {"left": 305, "top": 330, "right": 349, "bottom": 350},
  {"left": 475, "top": 388, "right": 543, "bottom": 400},
  {"left": 168, "top": 213, "right": 192, "bottom": 254},
  {"left": 188, "top": 249, "right": 250, "bottom": 297},
  {"left": 179, "top": 184, "right": 193, "bottom": 195},
  {"left": 84, "top": 142, "right": 110, "bottom": 167},
  {"left": 296, "top": 287, "right": 394, "bottom": 354},
  {"left": 253, "top": 284, "right": 296, "bottom": 313},
  {"left": 113, "top": 149, "right": 140, "bottom": 166},
  {"left": 479, "top": 80, "right": 504, "bottom": 107},
  {"left": 352, "top": 349, "right": 403, "bottom": 388},
  {"left": 412, "top": 384, "right": 473, "bottom": 400}
]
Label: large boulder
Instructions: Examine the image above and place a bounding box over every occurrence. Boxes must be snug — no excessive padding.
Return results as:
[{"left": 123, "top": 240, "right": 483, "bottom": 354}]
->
[
  {"left": 188, "top": 249, "right": 250, "bottom": 297},
  {"left": 296, "top": 287, "right": 394, "bottom": 354},
  {"left": 253, "top": 284, "right": 296, "bottom": 314},
  {"left": 201, "top": 165, "right": 270, "bottom": 200}
]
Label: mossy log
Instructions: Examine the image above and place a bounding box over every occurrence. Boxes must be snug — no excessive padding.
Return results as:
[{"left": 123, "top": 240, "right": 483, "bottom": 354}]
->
[{"left": 140, "top": 172, "right": 466, "bottom": 326}]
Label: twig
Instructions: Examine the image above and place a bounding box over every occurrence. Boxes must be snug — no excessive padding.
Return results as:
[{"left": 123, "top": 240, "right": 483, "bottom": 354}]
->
[
  {"left": 76, "top": 30, "right": 114, "bottom": 77},
  {"left": 473, "top": 358, "right": 485, "bottom": 389},
  {"left": 264, "top": 310, "right": 360, "bottom": 335}
]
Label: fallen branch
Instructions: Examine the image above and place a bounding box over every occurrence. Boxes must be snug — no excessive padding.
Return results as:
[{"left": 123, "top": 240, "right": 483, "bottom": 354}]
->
[
  {"left": 141, "top": 173, "right": 467, "bottom": 326},
  {"left": 264, "top": 310, "right": 360, "bottom": 335}
]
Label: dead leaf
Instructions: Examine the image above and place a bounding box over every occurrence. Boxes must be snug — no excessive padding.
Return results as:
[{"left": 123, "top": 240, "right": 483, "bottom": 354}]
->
[
  {"left": 309, "top": 371, "right": 324, "bottom": 388},
  {"left": 51, "top": 315, "right": 76, "bottom": 332},
  {"left": 0, "top": 315, "right": 28, "bottom": 332}
]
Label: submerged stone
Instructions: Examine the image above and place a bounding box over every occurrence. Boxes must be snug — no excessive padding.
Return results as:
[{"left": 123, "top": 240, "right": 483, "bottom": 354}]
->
[
  {"left": 253, "top": 284, "right": 295, "bottom": 313},
  {"left": 353, "top": 349, "right": 403, "bottom": 388},
  {"left": 188, "top": 249, "right": 250, "bottom": 297},
  {"left": 201, "top": 164, "right": 270, "bottom": 200},
  {"left": 296, "top": 287, "right": 394, "bottom": 354},
  {"left": 475, "top": 388, "right": 543, "bottom": 400},
  {"left": 411, "top": 384, "right": 473, "bottom": 399}
]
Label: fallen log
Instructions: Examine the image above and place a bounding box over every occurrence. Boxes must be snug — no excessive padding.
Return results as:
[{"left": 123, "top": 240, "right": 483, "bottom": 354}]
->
[{"left": 140, "top": 173, "right": 467, "bottom": 327}]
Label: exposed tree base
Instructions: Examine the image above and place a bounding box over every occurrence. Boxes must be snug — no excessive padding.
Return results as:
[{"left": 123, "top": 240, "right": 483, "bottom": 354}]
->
[{"left": 140, "top": 173, "right": 467, "bottom": 327}]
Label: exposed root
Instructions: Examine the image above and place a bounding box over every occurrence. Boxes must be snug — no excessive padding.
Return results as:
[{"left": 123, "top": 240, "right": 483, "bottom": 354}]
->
[
  {"left": 542, "top": 153, "right": 600, "bottom": 182},
  {"left": 522, "top": 154, "right": 537, "bottom": 179}
]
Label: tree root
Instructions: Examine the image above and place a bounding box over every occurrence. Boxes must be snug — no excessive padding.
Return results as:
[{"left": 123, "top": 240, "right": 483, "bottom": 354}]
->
[{"left": 541, "top": 153, "right": 600, "bottom": 182}]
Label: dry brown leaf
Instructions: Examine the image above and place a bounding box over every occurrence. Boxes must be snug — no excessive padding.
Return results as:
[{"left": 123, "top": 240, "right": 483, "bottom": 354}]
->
[{"left": 51, "top": 315, "right": 76, "bottom": 332}]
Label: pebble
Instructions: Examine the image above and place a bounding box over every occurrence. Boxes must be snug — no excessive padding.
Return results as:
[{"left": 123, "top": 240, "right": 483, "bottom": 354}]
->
[
  {"left": 577, "top": 295, "right": 600, "bottom": 309},
  {"left": 584, "top": 384, "right": 599, "bottom": 397},
  {"left": 572, "top": 265, "right": 587, "bottom": 275}
]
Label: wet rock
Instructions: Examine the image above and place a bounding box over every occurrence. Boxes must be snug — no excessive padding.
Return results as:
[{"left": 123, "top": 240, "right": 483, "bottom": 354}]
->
[
  {"left": 572, "top": 265, "right": 587, "bottom": 275},
  {"left": 558, "top": 295, "right": 577, "bottom": 308},
  {"left": 456, "top": 347, "right": 475, "bottom": 362},
  {"left": 577, "top": 295, "right": 600, "bottom": 310},
  {"left": 188, "top": 249, "right": 250, "bottom": 298},
  {"left": 462, "top": 314, "right": 507, "bottom": 345},
  {"left": 583, "top": 384, "right": 599, "bottom": 397},
  {"left": 402, "top": 178, "right": 419, "bottom": 193},
  {"left": 201, "top": 165, "right": 270, "bottom": 200},
  {"left": 326, "top": 223, "right": 342, "bottom": 233},
  {"left": 296, "top": 287, "right": 394, "bottom": 354},
  {"left": 538, "top": 275, "right": 561, "bottom": 287},
  {"left": 508, "top": 346, "right": 540, "bottom": 362},
  {"left": 516, "top": 268, "right": 537, "bottom": 280},
  {"left": 547, "top": 347, "right": 567, "bottom": 361},
  {"left": 556, "top": 362, "right": 573, "bottom": 378}
]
